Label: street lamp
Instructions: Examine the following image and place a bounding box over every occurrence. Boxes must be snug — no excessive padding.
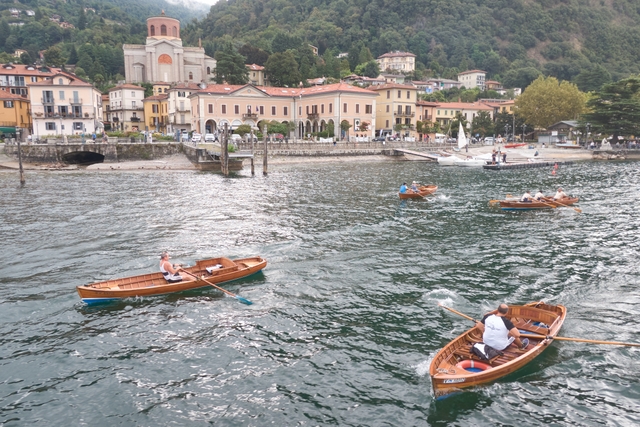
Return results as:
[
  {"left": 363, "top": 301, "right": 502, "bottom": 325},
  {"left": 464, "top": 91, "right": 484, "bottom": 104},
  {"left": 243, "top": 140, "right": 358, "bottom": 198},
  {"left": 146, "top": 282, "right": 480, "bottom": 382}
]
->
[
  {"left": 521, "top": 123, "right": 526, "bottom": 143},
  {"left": 586, "top": 122, "right": 590, "bottom": 147}
]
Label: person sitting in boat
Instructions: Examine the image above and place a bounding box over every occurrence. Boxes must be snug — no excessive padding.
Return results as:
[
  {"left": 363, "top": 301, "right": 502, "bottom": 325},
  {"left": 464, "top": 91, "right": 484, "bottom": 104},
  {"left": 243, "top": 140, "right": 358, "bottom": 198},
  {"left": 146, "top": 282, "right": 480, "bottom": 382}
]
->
[
  {"left": 553, "top": 188, "right": 568, "bottom": 200},
  {"left": 520, "top": 191, "right": 533, "bottom": 202},
  {"left": 410, "top": 181, "right": 420, "bottom": 193},
  {"left": 533, "top": 190, "right": 546, "bottom": 201},
  {"left": 399, "top": 182, "right": 408, "bottom": 194},
  {"left": 160, "top": 252, "right": 186, "bottom": 283},
  {"left": 475, "top": 304, "right": 529, "bottom": 351}
]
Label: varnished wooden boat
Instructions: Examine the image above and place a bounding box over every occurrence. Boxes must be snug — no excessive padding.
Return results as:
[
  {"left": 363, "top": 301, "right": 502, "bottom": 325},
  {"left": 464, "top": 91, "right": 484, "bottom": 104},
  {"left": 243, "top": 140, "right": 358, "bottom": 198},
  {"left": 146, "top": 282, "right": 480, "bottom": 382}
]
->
[
  {"left": 76, "top": 256, "right": 267, "bottom": 305},
  {"left": 398, "top": 185, "right": 438, "bottom": 199},
  {"left": 499, "top": 197, "right": 579, "bottom": 210},
  {"left": 430, "top": 302, "right": 566, "bottom": 398}
]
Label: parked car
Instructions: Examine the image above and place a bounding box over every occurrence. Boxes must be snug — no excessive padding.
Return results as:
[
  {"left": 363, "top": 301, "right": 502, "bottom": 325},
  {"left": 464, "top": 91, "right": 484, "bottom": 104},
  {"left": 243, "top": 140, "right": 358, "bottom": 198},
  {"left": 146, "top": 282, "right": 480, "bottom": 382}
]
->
[
  {"left": 484, "top": 137, "right": 495, "bottom": 145},
  {"left": 205, "top": 133, "right": 215, "bottom": 142},
  {"left": 230, "top": 134, "right": 243, "bottom": 142},
  {"left": 191, "top": 133, "right": 202, "bottom": 143},
  {"left": 373, "top": 136, "right": 386, "bottom": 142}
]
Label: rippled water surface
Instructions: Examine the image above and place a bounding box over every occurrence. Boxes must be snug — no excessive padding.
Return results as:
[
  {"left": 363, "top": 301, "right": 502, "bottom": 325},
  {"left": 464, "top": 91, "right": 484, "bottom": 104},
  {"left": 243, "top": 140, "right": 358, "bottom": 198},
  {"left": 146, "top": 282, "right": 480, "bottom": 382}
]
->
[{"left": 1, "top": 159, "right": 639, "bottom": 426}]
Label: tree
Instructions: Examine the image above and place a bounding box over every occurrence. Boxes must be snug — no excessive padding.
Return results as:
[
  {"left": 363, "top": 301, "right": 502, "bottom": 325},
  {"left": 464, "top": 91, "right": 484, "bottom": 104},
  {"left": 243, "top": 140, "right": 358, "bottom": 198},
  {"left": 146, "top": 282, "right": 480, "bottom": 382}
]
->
[
  {"left": 43, "top": 46, "right": 66, "bottom": 67},
  {"left": 515, "top": 76, "right": 586, "bottom": 129},
  {"left": 471, "top": 111, "right": 494, "bottom": 137},
  {"left": 354, "top": 60, "right": 380, "bottom": 78},
  {"left": 238, "top": 44, "right": 269, "bottom": 66},
  {"left": 265, "top": 51, "right": 301, "bottom": 87},
  {"left": 68, "top": 45, "right": 78, "bottom": 65},
  {"left": 20, "top": 52, "right": 32, "bottom": 65},
  {"left": 214, "top": 44, "right": 249, "bottom": 85},
  {"left": 573, "top": 64, "right": 612, "bottom": 92},
  {"left": 77, "top": 8, "right": 87, "bottom": 31},
  {"left": 581, "top": 77, "right": 640, "bottom": 141}
]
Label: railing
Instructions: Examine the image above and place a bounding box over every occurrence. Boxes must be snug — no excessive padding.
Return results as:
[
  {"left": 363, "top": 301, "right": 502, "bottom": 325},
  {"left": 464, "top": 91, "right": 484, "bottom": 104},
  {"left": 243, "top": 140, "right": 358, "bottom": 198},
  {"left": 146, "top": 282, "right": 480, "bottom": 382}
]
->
[
  {"left": 176, "top": 107, "right": 190, "bottom": 113},
  {"left": 130, "top": 117, "right": 141, "bottom": 122},
  {"left": 307, "top": 113, "right": 319, "bottom": 120},
  {"left": 242, "top": 113, "right": 259, "bottom": 120},
  {"left": 396, "top": 111, "right": 415, "bottom": 117},
  {"left": 42, "top": 98, "right": 55, "bottom": 104},
  {"left": 70, "top": 98, "right": 82, "bottom": 104}
]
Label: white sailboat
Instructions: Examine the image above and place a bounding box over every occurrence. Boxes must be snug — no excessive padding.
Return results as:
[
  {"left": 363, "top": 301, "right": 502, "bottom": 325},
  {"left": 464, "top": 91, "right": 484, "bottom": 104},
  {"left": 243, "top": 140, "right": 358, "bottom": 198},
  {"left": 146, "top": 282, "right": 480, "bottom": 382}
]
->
[
  {"left": 457, "top": 122, "right": 468, "bottom": 150},
  {"left": 437, "top": 123, "right": 488, "bottom": 167}
]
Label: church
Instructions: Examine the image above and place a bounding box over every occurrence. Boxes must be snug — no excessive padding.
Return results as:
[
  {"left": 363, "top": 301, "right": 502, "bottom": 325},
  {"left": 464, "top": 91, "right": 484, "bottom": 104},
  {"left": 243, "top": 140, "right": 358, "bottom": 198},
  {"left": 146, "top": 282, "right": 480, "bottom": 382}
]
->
[{"left": 123, "top": 12, "right": 216, "bottom": 85}]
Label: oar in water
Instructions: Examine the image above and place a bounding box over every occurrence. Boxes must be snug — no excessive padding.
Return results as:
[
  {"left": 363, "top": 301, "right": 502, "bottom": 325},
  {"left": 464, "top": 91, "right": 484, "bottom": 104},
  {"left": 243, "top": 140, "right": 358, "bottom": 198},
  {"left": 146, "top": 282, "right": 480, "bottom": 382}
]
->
[
  {"left": 536, "top": 198, "right": 557, "bottom": 209},
  {"left": 553, "top": 198, "right": 582, "bottom": 213},
  {"left": 182, "top": 270, "right": 253, "bottom": 305},
  {"left": 438, "top": 303, "right": 640, "bottom": 347}
]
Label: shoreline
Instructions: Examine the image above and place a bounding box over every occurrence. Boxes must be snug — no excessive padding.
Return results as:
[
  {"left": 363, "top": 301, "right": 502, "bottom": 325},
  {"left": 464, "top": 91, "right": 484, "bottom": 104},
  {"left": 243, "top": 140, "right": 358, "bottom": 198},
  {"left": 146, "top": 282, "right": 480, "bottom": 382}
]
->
[{"left": 0, "top": 145, "right": 594, "bottom": 171}]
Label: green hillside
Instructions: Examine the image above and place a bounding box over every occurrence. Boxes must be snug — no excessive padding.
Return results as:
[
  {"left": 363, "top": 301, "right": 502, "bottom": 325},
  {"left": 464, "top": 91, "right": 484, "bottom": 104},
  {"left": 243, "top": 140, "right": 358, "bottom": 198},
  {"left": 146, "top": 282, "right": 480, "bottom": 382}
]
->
[{"left": 182, "top": 0, "right": 640, "bottom": 90}]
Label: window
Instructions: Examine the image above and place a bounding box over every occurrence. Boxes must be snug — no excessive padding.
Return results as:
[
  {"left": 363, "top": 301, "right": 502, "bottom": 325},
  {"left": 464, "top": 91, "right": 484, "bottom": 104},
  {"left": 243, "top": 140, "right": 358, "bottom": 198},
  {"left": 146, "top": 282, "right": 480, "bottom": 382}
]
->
[
  {"left": 234, "top": 105, "right": 239, "bottom": 114},
  {"left": 299, "top": 106, "right": 301, "bottom": 115},
  {"left": 271, "top": 106, "right": 276, "bottom": 115},
  {"left": 283, "top": 106, "right": 288, "bottom": 115},
  {"left": 73, "top": 91, "right": 79, "bottom": 103},
  {"left": 329, "top": 103, "right": 332, "bottom": 113},
  {"left": 356, "top": 104, "right": 360, "bottom": 114},
  {"left": 131, "top": 91, "right": 135, "bottom": 97},
  {"left": 150, "top": 25, "right": 155, "bottom": 36},
  {"left": 178, "top": 91, "right": 185, "bottom": 97},
  {"left": 321, "top": 104, "right": 324, "bottom": 114},
  {"left": 385, "top": 120, "right": 389, "bottom": 128},
  {"left": 31, "top": 76, "right": 37, "bottom": 82},
  {"left": 45, "top": 122, "right": 56, "bottom": 131},
  {"left": 58, "top": 78, "right": 63, "bottom": 85},
  {"left": 343, "top": 103, "right": 347, "bottom": 113},
  {"left": 3, "top": 101, "right": 13, "bottom": 108},
  {"left": 397, "top": 106, "right": 403, "bottom": 114},
  {"left": 152, "top": 105, "right": 158, "bottom": 113},
  {"left": 386, "top": 105, "right": 390, "bottom": 113},
  {"left": 221, "top": 105, "right": 226, "bottom": 114},
  {"left": 132, "top": 101, "right": 137, "bottom": 109},
  {"left": 386, "top": 90, "right": 390, "bottom": 99},
  {"left": 306, "top": 105, "right": 309, "bottom": 114},
  {"left": 207, "top": 67, "right": 211, "bottom": 75},
  {"left": 172, "top": 26, "right": 177, "bottom": 37},
  {"left": 366, "top": 105, "right": 372, "bottom": 114},
  {"left": 73, "top": 122, "right": 83, "bottom": 130},
  {"left": 180, "top": 114, "right": 185, "bottom": 124},
  {"left": 161, "top": 25, "right": 167, "bottom": 36},
  {"left": 397, "top": 90, "right": 401, "bottom": 98},
  {"left": 189, "top": 72, "right": 193, "bottom": 80},
  {"left": 407, "top": 91, "right": 410, "bottom": 99},
  {"left": 259, "top": 106, "right": 264, "bottom": 115},
  {"left": 208, "top": 104, "right": 213, "bottom": 114}
]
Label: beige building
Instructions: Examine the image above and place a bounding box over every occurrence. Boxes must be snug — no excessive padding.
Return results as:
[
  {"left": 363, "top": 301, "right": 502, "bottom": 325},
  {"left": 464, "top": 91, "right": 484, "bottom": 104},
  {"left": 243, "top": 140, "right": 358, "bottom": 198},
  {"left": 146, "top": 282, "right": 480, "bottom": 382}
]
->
[
  {"left": 246, "top": 64, "right": 265, "bottom": 86},
  {"left": 28, "top": 73, "right": 103, "bottom": 137},
  {"left": 369, "top": 83, "right": 418, "bottom": 137},
  {"left": 457, "top": 70, "right": 487, "bottom": 90},
  {"left": 0, "top": 63, "right": 67, "bottom": 96},
  {"left": 376, "top": 51, "right": 416, "bottom": 74},
  {"left": 107, "top": 84, "right": 146, "bottom": 132},
  {"left": 190, "top": 82, "right": 378, "bottom": 140},
  {"left": 433, "top": 102, "right": 494, "bottom": 129},
  {"left": 166, "top": 82, "right": 201, "bottom": 135},
  {"left": 123, "top": 12, "right": 216, "bottom": 84}
]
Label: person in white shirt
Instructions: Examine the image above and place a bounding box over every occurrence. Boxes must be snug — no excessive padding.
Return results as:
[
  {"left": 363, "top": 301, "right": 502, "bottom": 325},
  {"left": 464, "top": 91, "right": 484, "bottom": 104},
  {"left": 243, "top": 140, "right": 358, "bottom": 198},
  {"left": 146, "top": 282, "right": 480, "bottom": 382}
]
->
[
  {"left": 520, "top": 191, "right": 533, "bottom": 202},
  {"left": 476, "top": 304, "right": 529, "bottom": 351},
  {"left": 533, "top": 190, "right": 545, "bottom": 201},
  {"left": 553, "top": 188, "right": 568, "bottom": 200}
]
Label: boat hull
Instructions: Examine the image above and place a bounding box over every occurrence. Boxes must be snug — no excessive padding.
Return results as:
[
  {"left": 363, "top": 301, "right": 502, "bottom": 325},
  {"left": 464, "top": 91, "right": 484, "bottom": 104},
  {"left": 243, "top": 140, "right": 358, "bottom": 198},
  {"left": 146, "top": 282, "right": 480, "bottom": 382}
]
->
[
  {"left": 76, "top": 256, "right": 266, "bottom": 304},
  {"left": 398, "top": 185, "right": 438, "bottom": 199},
  {"left": 499, "top": 197, "right": 579, "bottom": 210},
  {"left": 430, "top": 302, "right": 566, "bottom": 398}
]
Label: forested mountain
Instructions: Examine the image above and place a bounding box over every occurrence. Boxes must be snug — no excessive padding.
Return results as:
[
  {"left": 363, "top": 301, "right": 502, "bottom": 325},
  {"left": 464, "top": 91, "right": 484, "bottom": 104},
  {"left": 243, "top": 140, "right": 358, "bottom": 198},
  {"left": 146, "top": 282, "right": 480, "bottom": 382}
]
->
[
  {"left": 181, "top": 0, "right": 640, "bottom": 91},
  {"left": 3, "top": 0, "right": 640, "bottom": 95}
]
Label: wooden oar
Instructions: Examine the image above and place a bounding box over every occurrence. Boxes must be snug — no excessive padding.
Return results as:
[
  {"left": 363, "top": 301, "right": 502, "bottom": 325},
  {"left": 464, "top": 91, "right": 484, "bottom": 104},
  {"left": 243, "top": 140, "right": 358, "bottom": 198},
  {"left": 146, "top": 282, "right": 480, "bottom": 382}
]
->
[
  {"left": 553, "top": 198, "right": 582, "bottom": 213},
  {"left": 182, "top": 270, "right": 253, "bottom": 305},
  {"left": 536, "top": 198, "right": 557, "bottom": 209},
  {"left": 438, "top": 303, "right": 478, "bottom": 323},
  {"left": 521, "top": 333, "right": 640, "bottom": 347},
  {"left": 439, "top": 304, "right": 640, "bottom": 347}
]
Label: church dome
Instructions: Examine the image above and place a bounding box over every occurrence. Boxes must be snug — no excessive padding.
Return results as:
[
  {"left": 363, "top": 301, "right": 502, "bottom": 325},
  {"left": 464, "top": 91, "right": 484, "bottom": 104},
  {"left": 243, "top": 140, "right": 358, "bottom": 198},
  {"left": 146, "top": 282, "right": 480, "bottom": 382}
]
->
[{"left": 147, "top": 12, "right": 180, "bottom": 39}]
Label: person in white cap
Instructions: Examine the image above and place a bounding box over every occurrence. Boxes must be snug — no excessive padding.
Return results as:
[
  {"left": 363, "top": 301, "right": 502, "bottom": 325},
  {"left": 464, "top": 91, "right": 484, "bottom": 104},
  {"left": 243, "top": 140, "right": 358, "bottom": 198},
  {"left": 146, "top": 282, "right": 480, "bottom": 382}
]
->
[{"left": 410, "top": 181, "right": 420, "bottom": 193}]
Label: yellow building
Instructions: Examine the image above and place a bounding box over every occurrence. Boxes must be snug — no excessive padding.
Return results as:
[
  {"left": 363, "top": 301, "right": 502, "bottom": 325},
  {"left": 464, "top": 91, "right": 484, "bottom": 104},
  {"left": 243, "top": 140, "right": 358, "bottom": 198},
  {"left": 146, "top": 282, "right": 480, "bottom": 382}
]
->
[
  {"left": 433, "top": 102, "right": 494, "bottom": 128},
  {"left": 369, "top": 83, "right": 418, "bottom": 138},
  {"left": 143, "top": 94, "right": 169, "bottom": 134},
  {"left": 0, "top": 91, "right": 31, "bottom": 137},
  {"left": 376, "top": 51, "right": 416, "bottom": 74}
]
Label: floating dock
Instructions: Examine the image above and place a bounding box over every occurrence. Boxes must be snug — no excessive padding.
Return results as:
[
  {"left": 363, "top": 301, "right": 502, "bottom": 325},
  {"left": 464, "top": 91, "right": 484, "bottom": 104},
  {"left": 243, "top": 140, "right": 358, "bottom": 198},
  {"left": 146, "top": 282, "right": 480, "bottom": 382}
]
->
[{"left": 483, "top": 161, "right": 574, "bottom": 170}]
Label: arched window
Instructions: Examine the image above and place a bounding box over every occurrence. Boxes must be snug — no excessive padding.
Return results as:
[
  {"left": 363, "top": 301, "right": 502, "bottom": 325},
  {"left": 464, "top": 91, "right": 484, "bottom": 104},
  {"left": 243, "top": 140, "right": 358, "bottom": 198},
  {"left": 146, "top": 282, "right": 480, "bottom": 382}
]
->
[
  {"left": 150, "top": 25, "right": 155, "bottom": 36},
  {"left": 206, "top": 67, "right": 211, "bottom": 75},
  {"left": 58, "top": 78, "right": 63, "bottom": 85},
  {"left": 172, "top": 27, "right": 177, "bottom": 37},
  {"left": 161, "top": 25, "right": 167, "bottom": 36},
  {"left": 189, "top": 72, "right": 193, "bottom": 80}
]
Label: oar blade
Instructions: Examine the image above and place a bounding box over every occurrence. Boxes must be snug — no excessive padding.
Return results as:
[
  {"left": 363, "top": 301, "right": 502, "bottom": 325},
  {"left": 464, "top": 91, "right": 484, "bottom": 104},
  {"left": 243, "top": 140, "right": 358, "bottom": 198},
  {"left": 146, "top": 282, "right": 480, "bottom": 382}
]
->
[{"left": 235, "top": 295, "right": 253, "bottom": 305}]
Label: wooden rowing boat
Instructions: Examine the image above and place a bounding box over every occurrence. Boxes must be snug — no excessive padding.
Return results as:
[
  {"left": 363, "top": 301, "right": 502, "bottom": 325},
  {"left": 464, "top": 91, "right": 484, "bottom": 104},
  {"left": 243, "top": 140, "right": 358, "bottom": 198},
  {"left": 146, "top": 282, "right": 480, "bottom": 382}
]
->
[
  {"left": 499, "top": 197, "right": 579, "bottom": 210},
  {"left": 430, "top": 302, "right": 566, "bottom": 398},
  {"left": 503, "top": 143, "right": 527, "bottom": 148},
  {"left": 76, "top": 256, "right": 267, "bottom": 305},
  {"left": 398, "top": 185, "right": 438, "bottom": 199}
]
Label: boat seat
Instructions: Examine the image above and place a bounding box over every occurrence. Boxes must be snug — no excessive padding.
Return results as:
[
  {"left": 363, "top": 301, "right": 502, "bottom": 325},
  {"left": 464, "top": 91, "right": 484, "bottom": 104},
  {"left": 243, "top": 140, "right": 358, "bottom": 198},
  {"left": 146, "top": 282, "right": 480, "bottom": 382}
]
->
[{"left": 453, "top": 344, "right": 505, "bottom": 366}]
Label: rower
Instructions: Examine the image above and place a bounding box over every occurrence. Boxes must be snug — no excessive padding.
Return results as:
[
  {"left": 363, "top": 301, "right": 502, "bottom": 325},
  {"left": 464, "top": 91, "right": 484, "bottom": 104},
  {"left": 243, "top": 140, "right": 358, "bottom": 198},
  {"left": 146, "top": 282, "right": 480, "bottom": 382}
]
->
[
  {"left": 160, "top": 252, "right": 185, "bottom": 283},
  {"left": 399, "top": 182, "right": 408, "bottom": 194},
  {"left": 520, "top": 190, "right": 533, "bottom": 202},
  {"left": 553, "top": 187, "right": 568, "bottom": 200},
  {"left": 475, "top": 304, "right": 529, "bottom": 351},
  {"left": 533, "top": 190, "right": 545, "bottom": 201},
  {"left": 410, "top": 181, "right": 420, "bottom": 193}
]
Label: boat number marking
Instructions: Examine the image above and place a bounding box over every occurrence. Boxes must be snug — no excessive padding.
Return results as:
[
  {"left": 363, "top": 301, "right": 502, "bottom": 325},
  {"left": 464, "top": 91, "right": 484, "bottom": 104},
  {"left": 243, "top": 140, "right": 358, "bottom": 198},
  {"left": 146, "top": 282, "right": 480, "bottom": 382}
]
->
[{"left": 443, "top": 378, "right": 466, "bottom": 384}]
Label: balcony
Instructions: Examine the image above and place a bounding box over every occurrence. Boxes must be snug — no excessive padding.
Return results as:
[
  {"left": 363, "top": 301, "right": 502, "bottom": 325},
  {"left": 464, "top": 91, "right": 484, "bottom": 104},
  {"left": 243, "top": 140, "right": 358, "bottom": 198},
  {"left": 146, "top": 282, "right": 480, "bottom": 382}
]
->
[
  {"left": 307, "top": 113, "right": 319, "bottom": 120},
  {"left": 42, "top": 98, "right": 55, "bottom": 104},
  {"left": 242, "top": 113, "right": 259, "bottom": 120},
  {"left": 396, "top": 111, "right": 415, "bottom": 118},
  {"left": 176, "top": 107, "right": 190, "bottom": 113},
  {"left": 130, "top": 117, "right": 141, "bottom": 122},
  {"left": 70, "top": 98, "right": 82, "bottom": 105}
]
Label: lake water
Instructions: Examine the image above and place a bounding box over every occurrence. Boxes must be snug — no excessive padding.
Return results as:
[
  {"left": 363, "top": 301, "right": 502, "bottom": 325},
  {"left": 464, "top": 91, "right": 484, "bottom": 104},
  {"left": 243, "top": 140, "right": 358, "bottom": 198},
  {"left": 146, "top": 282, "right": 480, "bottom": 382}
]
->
[{"left": 1, "top": 159, "right": 639, "bottom": 426}]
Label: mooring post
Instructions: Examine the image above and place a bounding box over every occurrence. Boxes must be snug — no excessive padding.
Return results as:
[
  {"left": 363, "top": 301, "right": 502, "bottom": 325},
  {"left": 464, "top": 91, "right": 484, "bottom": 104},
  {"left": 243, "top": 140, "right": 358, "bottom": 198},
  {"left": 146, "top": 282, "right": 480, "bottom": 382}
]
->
[
  {"left": 223, "top": 123, "right": 229, "bottom": 176},
  {"left": 263, "top": 124, "right": 268, "bottom": 176},
  {"left": 250, "top": 130, "right": 255, "bottom": 176},
  {"left": 17, "top": 139, "right": 25, "bottom": 186}
]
